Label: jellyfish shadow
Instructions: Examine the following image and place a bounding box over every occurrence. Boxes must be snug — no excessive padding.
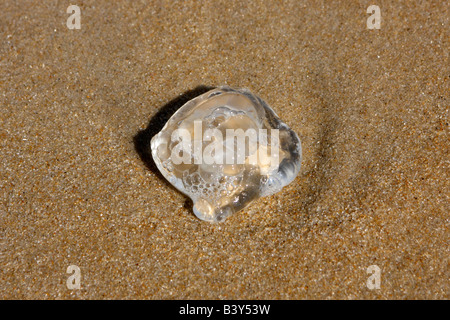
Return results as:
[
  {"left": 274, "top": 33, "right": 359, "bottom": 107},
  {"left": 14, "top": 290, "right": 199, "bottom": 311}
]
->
[{"left": 133, "top": 85, "right": 215, "bottom": 192}]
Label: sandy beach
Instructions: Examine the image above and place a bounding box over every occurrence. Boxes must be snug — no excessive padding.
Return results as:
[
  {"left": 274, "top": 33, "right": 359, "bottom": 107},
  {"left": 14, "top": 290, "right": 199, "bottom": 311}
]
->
[{"left": 0, "top": 0, "right": 448, "bottom": 299}]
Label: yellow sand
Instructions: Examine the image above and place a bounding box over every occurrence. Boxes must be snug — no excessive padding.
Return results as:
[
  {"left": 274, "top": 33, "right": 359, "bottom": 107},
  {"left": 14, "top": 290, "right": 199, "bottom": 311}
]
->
[{"left": 0, "top": 1, "right": 448, "bottom": 299}]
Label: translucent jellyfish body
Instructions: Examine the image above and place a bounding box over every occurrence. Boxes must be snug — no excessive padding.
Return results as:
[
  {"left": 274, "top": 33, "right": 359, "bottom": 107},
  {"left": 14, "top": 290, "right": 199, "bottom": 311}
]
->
[{"left": 151, "top": 86, "right": 302, "bottom": 222}]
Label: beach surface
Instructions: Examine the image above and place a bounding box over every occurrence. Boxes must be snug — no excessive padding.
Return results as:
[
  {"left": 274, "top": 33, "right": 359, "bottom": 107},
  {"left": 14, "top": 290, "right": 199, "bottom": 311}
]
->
[{"left": 0, "top": 0, "right": 448, "bottom": 299}]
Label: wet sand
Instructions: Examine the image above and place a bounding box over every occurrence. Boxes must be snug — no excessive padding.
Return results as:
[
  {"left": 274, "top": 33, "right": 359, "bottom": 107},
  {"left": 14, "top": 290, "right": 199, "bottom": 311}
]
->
[{"left": 0, "top": 1, "right": 448, "bottom": 299}]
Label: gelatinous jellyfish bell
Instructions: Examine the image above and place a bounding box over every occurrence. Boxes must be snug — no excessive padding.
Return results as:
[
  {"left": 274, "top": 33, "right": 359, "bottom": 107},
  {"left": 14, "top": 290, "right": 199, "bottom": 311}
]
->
[{"left": 151, "top": 86, "right": 302, "bottom": 222}]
